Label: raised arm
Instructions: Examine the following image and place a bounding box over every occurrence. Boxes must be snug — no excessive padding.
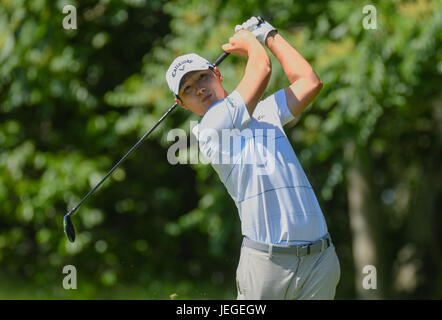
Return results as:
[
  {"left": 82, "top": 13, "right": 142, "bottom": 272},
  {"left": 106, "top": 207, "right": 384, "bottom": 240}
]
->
[
  {"left": 237, "top": 17, "right": 323, "bottom": 118},
  {"left": 222, "top": 30, "right": 272, "bottom": 116},
  {"left": 266, "top": 31, "right": 322, "bottom": 118}
]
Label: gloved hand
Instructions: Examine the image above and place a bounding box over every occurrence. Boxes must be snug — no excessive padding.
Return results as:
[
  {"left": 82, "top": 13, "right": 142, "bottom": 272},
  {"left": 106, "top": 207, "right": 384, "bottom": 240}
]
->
[{"left": 235, "top": 16, "right": 277, "bottom": 46}]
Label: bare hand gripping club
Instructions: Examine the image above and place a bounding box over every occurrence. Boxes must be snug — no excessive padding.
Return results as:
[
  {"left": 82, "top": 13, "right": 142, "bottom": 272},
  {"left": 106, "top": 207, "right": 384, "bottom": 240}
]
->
[{"left": 63, "top": 17, "right": 265, "bottom": 242}]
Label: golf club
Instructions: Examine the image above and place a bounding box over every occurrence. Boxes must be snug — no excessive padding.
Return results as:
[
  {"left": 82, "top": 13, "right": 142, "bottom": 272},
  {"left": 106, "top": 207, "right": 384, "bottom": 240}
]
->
[{"left": 63, "top": 17, "right": 265, "bottom": 243}]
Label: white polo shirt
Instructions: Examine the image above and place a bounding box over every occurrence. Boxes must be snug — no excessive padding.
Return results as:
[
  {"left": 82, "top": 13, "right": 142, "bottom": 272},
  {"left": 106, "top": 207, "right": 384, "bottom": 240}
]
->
[{"left": 192, "top": 89, "right": 328, "bottom": 244}]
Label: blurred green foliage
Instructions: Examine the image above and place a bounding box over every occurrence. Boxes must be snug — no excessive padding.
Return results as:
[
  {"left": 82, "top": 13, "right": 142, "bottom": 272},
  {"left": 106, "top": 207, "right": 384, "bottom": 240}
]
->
[{"left": 0, "top": 0, "right": 441, "bottom": 299}]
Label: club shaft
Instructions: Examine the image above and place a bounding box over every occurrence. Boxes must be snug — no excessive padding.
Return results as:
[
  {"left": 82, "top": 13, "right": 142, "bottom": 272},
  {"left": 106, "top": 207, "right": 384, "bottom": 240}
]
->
[
  {"left": 67, "top": 103, "right": 178, "bottom": 217},
  {"left": 213, "top": 52, "right": 230, "bottom": 66}
]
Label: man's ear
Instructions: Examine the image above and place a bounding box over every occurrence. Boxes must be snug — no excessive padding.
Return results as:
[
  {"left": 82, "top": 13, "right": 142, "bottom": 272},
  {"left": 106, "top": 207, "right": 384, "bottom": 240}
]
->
[
  {"left": 175, "top": 97, "right": 187, "bottom": 110},
  {"left": 213, "top": 67, "right": 223, "bottom": 82}
]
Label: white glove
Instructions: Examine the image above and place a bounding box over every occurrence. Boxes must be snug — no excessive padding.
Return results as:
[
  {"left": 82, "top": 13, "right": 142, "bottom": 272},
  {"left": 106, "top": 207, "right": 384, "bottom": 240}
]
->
[{"left": 235, "top": 16, "right": 277, "bottom": 45}]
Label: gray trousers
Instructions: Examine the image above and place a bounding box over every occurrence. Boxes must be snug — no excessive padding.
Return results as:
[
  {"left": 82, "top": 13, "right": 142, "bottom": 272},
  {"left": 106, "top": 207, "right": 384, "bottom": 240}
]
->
[{"left": 236, "top": 242, "right": 341, "bottom": 300}]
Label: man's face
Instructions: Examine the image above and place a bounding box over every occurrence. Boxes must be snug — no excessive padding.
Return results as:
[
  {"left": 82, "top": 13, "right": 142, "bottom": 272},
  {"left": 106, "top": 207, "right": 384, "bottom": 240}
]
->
[{"left": 175, "top": 67, "right": 227, "bottom": 117}]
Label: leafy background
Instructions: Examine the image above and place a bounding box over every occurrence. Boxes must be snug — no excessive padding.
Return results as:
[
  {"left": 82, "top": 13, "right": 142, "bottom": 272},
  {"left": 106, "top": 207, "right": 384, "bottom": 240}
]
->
[{"left": 0, "top": 0, "right": 441, "bottom": 299}]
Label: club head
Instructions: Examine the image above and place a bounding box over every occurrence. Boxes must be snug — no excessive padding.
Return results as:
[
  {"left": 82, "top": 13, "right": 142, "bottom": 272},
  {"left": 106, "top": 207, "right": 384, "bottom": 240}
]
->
[{"left": 64, "top": 214, "right": 76, "bottom": 243}]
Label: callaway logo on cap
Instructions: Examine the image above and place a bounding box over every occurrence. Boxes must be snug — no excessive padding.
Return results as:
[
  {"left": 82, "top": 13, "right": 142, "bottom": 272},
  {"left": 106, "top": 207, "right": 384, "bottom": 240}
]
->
[
  {"left": 171, "top": 59, "right": 193, "bottom": 77},
  {"left": 166, "top": 53, "right": 213, "bottom": 96}
]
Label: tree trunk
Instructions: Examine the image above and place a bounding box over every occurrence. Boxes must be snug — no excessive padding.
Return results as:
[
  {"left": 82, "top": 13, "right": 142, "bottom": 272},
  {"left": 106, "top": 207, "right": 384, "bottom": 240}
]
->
[{"left": 345, "top": 141, "right": 382, "bottom": 299}]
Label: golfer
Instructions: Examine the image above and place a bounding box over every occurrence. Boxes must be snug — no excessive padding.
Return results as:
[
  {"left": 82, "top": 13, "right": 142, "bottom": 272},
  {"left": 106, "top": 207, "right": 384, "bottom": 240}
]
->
[{"left": 166, "top": 17, "right": 340, "bottom": 300}]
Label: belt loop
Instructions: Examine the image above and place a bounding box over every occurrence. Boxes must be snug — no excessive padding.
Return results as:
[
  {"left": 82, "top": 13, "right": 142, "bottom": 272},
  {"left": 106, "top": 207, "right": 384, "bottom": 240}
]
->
[{"left": 268, "top": 244, "right": 273, "bottom": 260}]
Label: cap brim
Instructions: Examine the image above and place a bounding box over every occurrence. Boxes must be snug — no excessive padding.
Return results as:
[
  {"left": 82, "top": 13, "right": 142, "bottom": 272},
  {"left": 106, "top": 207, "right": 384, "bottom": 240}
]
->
[{"left": 174, "top": 65, "right": 212, "bottom": 96}]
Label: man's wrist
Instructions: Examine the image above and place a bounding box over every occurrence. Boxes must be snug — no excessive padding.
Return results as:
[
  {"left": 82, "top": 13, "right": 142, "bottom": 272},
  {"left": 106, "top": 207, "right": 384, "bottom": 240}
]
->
[{"left": 247, "top": 38, "right": 266, "bottom": 54}]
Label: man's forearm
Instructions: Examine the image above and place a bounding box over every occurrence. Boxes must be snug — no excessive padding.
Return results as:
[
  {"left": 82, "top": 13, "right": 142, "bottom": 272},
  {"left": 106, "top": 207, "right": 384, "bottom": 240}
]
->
[
  {"left": 265, "top": 31, "right": 321, "bottom": 85},
  {"left": 236, "top": 41, "right": 271, "bottom": 115}
]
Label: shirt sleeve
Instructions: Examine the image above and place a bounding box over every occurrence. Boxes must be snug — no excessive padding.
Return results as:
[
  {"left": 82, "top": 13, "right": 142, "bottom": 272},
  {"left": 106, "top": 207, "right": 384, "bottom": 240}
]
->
[
  {"left": 275, "top": 88, "right": 295, "bottom": 126},
  {"left": 253, "top": 89, "right": 295, "bottom": 126},
  {"left": 201, "top": 90, "right": 250, "bottom": 132}
]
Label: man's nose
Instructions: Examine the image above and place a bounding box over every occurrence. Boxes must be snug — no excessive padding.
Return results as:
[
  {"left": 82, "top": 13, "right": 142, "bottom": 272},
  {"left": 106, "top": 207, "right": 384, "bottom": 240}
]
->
[{"left": 196, "top": 86, "right": 206, "bottom": 95}]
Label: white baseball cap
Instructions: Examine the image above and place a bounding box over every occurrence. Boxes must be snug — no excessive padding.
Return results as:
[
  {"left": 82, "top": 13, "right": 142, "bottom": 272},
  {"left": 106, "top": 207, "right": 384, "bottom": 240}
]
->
[{"left": 166, "top": 53, "right": 213, "bottom": 96}]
